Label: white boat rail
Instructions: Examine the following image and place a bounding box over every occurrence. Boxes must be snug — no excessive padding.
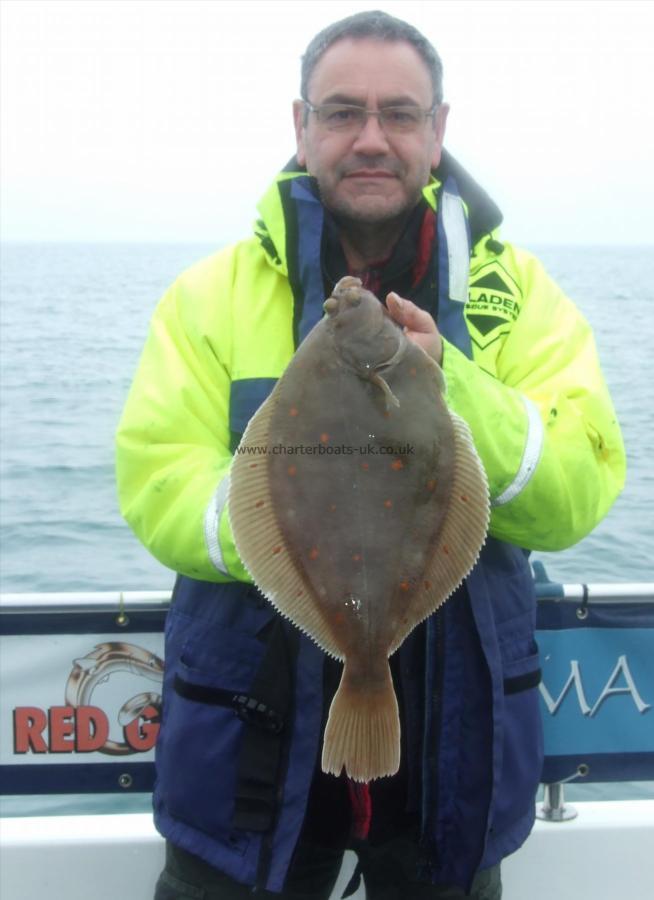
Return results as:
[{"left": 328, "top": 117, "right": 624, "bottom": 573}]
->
[
  {"left": 1, "top": 578, "right": 653, "bottom": 612},
  {"left": 0, "top": 590, "right": 171, "bottom": 614}
]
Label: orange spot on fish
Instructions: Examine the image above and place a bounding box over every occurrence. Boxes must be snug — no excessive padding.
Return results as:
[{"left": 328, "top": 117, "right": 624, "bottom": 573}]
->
[
  {"left": 255, "top": 500, "right": 265, "bottom": 508},
  {"left": 383, "top": 411, "right": 391, "bottom": 419},
  {"left": 442, "top": 545, "right": 450, "bottom": 555},
  {"left": 329, "top": 504, "right": 337, "bottom": 512},
  {"left": 289, "top": 406, "right": 299, "bottom": 417},
  {"left": 384, "top": 499, "right": 393, "bottom": 508},
  {"left": 460, "top": 494, "right": 468, "bottom": 502},
  {"left": 391, "top": 459, "right": 404, "bottom": 471},
  {"left": 287, "top": 465, "right": 297, "bottom": 476},
  {"left": 309, "top": 547, "right": 319, "bottom": 560},
  {"left": 424, "top": 580, "right": 432, "bottom": 590},
  {"left": 296, "top": 590, "right": 304, "bottom": 598},
  {"left": 334, "top": 612, "right": 345, "bottom": 625},
  {"left": 399, "top": 581, "right": 410, "bottom": 592},
  {"left": 426, "top": 480, "right": 437, "bottom": 491},
  {"left": 249, "top": 463, "right": 258, "bottom": 469},
  {"left": 409, "top": 367, "right": 417, "bottom": 377},
  {"left": 361, "top": 462, "right": 369, "bottom": 471},
  {"left": 320, "top": 432, "right": 330, "bottom": 444},
  {"left": 272, "top": 546, "right": 282, "bottom": 555},
  {"left": 352, "top": 553, "right": 361, "bottom": 562}
]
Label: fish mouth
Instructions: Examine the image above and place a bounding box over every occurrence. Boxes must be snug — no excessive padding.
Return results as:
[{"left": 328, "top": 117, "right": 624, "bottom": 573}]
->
[{"left": 324, "top": 277, "right": 365, "bottom": 316}]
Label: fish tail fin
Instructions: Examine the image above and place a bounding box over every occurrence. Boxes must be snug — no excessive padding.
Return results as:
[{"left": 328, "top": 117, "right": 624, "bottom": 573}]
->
[{"left": 321, "top": 660, "right": 400, "bottom": 782}]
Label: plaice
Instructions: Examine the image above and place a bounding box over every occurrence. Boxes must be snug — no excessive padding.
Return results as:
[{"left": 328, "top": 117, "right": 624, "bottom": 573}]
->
[{"left": 228, "top": 276, "right": 489, "bottom": 782}]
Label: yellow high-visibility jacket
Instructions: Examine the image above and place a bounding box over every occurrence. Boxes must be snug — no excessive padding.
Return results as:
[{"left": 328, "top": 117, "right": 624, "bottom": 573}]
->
[{"left": 115, "top": 169, "right": 625, "bottom": 582}]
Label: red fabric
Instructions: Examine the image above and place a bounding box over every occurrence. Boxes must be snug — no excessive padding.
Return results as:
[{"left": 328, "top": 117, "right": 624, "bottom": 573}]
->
[
  {"left": 347, "top": 778, "right": 372, "bottom": 840},
  {"left": 412, "top": 208, "right": 436, "bottom": 288},
  {"left": 359, "top": 266, "right": 385, "bottom": 296}
]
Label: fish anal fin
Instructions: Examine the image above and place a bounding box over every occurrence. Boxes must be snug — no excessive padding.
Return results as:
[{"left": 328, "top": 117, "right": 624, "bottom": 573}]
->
[
  {"left": 228, "top": 393, "right": 342, "bottom": 660},
  {"left": 388, "top": 410, "right": 490, "bottom": 654}
]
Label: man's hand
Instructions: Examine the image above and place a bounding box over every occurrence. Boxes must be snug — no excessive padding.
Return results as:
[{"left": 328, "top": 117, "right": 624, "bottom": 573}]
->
[{"left": 386, "top": 292, "right": 443, "bottom": 366}]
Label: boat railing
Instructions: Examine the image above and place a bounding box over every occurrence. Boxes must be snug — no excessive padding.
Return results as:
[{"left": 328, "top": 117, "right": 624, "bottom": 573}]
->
[{"left": 1, "top": 567, "right": 653, "bottom": 816}]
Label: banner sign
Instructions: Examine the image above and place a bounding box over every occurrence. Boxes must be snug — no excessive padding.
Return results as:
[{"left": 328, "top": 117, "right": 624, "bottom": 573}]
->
[
  {"left": 0, "top": 605, "right": 165, "bottom": 794},
  {"left": 537, "top": 599, "right": 654, "bottom": 783},
  {"left": 1, "top": 593, "right": 653, "bottom": 793}
]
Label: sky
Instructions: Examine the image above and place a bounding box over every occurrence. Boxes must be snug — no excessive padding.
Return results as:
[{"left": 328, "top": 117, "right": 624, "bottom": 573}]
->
[{"left": 1, "top": 0, "right": 653, "bottom": 245}]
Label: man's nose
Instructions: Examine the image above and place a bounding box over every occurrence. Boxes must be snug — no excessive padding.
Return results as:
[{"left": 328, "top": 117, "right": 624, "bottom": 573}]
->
[{"left": 351, "top": 112, "right": 391, "bottom": 153}]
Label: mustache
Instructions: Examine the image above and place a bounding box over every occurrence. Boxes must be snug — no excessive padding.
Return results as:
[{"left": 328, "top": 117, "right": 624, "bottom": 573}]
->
[{"left": 338, "top": 158, "right": 404, "bottom": 178}]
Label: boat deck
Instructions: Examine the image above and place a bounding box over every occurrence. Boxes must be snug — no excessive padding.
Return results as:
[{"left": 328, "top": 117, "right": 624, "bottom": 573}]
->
[{"left": 2, "top": 801, "right": 654, "bottom": 899}]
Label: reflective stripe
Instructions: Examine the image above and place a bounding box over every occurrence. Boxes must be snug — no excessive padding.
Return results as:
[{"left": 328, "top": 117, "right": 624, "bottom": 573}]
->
[
  {"left": 492, "top": 396, "right": 544, "bottom": 507},
  {"left": 441, "top": 189, "right": 470, "bottom": 303},
  {"left": 204, "top": 474, "right": 231, "bottom": 575}
]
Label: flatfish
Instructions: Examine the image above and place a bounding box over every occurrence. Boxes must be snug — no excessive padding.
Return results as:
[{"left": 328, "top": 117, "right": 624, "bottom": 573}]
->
[{"left": 228, "top": 276, "right": 489, "bottom": 782}]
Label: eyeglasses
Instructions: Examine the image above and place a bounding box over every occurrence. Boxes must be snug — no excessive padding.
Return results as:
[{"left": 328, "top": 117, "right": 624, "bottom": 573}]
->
[{"left": 303, "top": 101, "right": 437, "bottom": 135}]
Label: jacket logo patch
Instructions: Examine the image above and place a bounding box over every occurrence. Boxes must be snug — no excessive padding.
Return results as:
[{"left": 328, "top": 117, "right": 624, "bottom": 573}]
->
[
  {"left": 466, "top": 262, "right": 522, "bottom": 349},
  {"left": 467, "top": 313, "right": 509, "bottom": 337}
]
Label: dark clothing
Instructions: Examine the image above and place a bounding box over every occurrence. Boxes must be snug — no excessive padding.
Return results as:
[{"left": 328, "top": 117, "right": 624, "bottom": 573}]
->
[{"left": 155, "top": 839, "right": 502, "bottom": 900}]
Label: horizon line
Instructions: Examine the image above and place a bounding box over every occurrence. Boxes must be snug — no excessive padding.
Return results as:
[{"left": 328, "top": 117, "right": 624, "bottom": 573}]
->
[{"left": 1, "top": 239, "right": 653, "bottom": 248}]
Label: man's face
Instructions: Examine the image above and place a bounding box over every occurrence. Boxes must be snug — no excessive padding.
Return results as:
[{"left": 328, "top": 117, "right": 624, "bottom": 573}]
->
[{"left": 293, "top": 37, "right": 448, "bottom": 225}]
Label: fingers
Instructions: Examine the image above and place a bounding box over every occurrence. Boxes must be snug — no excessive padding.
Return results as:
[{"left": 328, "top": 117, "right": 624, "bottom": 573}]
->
[
  {"left": 386, "top": 292, "right": 443, "bottom": 366},
  {"left": 386, "top": 292, "right": 438, "bottom": 336}
]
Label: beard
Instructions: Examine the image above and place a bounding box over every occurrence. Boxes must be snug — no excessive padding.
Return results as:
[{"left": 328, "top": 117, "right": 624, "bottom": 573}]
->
[
  {"left": 314, "top": 157, "right": 428, "bottom": 227},
  {"left": 323, "top": 192, "right": 415, "bottom": 225}
]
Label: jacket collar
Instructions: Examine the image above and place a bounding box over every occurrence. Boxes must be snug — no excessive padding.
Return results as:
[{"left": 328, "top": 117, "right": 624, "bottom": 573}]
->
[{"left": 254, "top": 150, "right": 503, "bottom": 275}]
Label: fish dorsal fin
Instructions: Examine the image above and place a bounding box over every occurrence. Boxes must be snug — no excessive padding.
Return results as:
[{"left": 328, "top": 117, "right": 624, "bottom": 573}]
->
[
  {"left": 387, "top": 409, "right": 490, "bottom": 655},
  {"left": 228, "top": 393, "right": 344, "bottom": 661}
]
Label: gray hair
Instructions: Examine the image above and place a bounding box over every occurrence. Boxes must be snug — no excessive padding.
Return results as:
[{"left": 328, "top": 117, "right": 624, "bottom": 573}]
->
[{"left": 300, "top": 10, "right": 444, "bottom": 106}]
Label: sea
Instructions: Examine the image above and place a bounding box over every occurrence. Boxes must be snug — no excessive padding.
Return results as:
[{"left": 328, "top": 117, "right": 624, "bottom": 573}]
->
[{"left": 0, "top": 241, "right": 652, "bottom": 814}]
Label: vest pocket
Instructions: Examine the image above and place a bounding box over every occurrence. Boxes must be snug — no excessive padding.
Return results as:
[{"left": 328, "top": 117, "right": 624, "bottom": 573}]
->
[
  {"left": 157, "top": 630, "right": 266, "bottom": 850},
  {"left": 490, "top": 650, "right": 543, "bottom": 836},
  {"left": 503, "top": 651, "right": 542, "bottom": 696}
]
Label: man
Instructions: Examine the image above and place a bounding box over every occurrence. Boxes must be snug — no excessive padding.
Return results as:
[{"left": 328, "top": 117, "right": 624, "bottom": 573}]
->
[{"left": 116, "top": 10, "right": 625, "bottom": 899}]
